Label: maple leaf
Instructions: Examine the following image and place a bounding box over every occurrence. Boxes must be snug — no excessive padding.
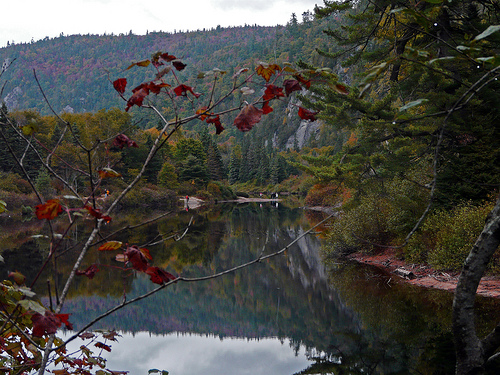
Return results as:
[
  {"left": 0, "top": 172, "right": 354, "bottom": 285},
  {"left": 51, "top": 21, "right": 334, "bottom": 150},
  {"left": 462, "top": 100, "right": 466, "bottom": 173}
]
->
[
  {"left": 75, "top": 264, "right": 99, "bottom": 279},
  {"left": 126, "top": 60, "right": 151, "bottom": 70},
  {"left": 113, "top": 134, "right": 138, "bottom": 149},
  {"left": 196, "top": 107, "right": 210, "bottom": 121},
  {"left": 35, "top": 199, "right": 63, "bottom": 220},
  {"left": 160, "top": 53, "right": 177, "bottom": 62},
  {"left": 146, "top": 266, "right": 177, "bottom": 285},
  {"left": 294, "top": 74, "right": 311, "bottom": 89},
  {"left": 113, "top": 78, "right": 127, "bottom": 95},
  {"left": 173, "top": 84, "right": 201, "bottom": 98},
  {"left": 262, "top": 101, "right": 273, "bottom": 114},
  {"left": 206, "top": 115, "right": 224, "bottom": 134},
  {"left": 102, "top": 330, "right": 121, "bottom": 341},
  {"left": 283, "top": 79, "right": 302, "bottom": 96},
  {"left": 233, "top": 104, "right": 263, "bottom": 132},
  {"left": 255, "top": 62, "right": 281, "bottom": 82},
  {"left": 8, "top": 271, "right": 26, "bottom": 285},
  {"left": 147, "top": 81, "right": 171, "bottom": 95},
  {"left": 298, "top": 107, "right": 318, "bottom": 121},
  {"left": 95, "top": 342, "right": 112, "bottom": 352},
  {"left": 85, "top": 206, "right": 112, "bottom": 222},
  {"left": 31, "top": 311, "right": 72, "bottom": 337},
  {"left": 172, "top": 60, "right": 187, "bottom": 71},
  {"left": 98, "top": 241, "right": 123, "bottom": 251},
  {"left": 125, "top": 86, "right": 149, "bottom": 111},
  {"left": 263, "top": 84, "right": 285, "bottom": 101},
  {"left": 79, "top": 332, "right": 95, "bottom": 340},
  {"left": 98, "top": 168, "right": 122, "bottom": 179},
  {"left": 124, "top": 245, "right": 149, "bottom": 271},
  {"left": 333, "top": 84, "right": 349, "bottom": 95}
]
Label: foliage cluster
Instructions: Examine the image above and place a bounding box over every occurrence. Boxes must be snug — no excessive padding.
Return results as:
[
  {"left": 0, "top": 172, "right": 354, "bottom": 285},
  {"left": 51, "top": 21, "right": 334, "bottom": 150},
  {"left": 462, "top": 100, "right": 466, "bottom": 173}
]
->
[{"left": 406, "top": 199, "right": 497, "bottom": 271}]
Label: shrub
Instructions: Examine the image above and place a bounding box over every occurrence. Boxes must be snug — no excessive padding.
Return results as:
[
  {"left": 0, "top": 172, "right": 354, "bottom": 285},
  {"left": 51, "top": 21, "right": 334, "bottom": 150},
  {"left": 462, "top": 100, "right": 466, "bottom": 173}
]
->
[
  {"left": 0, "top": 172, "right": 32, "bottom": 194},
  {"left": 406, "top": 200, "right": 496, "bottom": 270}
]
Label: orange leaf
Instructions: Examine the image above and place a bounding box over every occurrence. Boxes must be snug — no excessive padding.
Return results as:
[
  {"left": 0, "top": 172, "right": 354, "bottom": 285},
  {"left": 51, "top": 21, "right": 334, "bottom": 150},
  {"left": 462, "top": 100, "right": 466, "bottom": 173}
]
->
[
  {"left": 256, "top": 63, "right": 281, "bottom": 82},
  {"left": 126, "top": 60, "right": 151, "bottom": 70},
  {"left": 196, "top": 106, "right": 210, "bottom": 121},
  {"left": 139, "top": 247, "right": 152, "bottom": 260},
  {"left": 35, "top": 199, "right": 63, "bottom": 220},
  {"left": 233, "top": 104, "right": 263, "bottom": 132},
  {"left": 98, "top": 168, "right": 122, "bottom": 179},
  {"left": 173, "top": 84, "right": 201, "bottom": 98},
  {"left": 98, "top": 241, "right": 123, "bottom": 251},
  {"left": 333, "top": 84, "right": 349, "bottom": 95}
]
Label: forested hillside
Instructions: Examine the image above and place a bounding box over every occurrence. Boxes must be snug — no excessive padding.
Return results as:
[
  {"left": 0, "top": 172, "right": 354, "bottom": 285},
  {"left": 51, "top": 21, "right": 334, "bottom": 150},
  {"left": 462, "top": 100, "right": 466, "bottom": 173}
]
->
[{"left": 0, "top": 15, "right": 340, "bottom": 150}]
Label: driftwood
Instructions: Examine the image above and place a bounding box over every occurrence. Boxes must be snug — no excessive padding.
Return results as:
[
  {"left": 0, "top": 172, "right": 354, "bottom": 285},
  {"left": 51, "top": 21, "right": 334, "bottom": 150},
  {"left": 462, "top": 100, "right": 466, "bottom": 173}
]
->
[{"left": 394, "top": 268, "right": 415, "bottom": 279}]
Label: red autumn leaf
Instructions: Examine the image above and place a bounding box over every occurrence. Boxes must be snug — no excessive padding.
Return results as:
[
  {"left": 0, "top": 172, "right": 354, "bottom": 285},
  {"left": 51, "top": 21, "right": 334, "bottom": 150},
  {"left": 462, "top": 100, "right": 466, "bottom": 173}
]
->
[
  {"left": 160, "top": 53, "right": 177, "bottom": 62},
  {"left": 146, "top": 266, "right": 177, "bottom": 285},
  {"left": 333, "top": 83, "right": 349, "bottom": 95},
  {"left": 255, "top": 63, "right": 281, "bottom": 82},
  {"left": 113, "top": 134, "right": 139, "bottom": 149},
  {"left": 113, "top": 78, "right": 127, "bottom": 95},
  {"left": 95, "top": 342, "right": 112, "bottom": 352},
  {"left": 75, "top": 264, "right": 99, "bottom": 279},
  {"left": 206, "top": 115, "right": 224, "bottom": 134},
  {"left": 172, "top": 60, "right": 187, "bottom": 71},
  {"left": 233, "top": 104, "right": 263, "bottom": 132},
  {"left": 283, "top": 79, "right": 302, "bottom": 96},
  {"left": 35, "top": 199, "right": 63, "bottom": 220},
  {"left": 295, "top": 74, "right": 311, "bottom": 89},
  {"left": 98, "top": 241, "right": 123, "bottom": 251},
  {"left": 125, "top": 87, "right": 149, "bottom": 112},
  {"left": 85, "top": 206, "right": 112, "bottom": 222},
  {"left": 124, "top": 245, "right": 149, "bottom": 272},
  {"left": 262, "top": 100, "right": 273, "bottom": 114},
  {"left": 263, "top": 84, "right": 285, "bottom": 101},
  {"left": 8, "top": 271, "right": 26, "bottom": 285},
  {"left": 56, "top": 313, "right": 73, "bottom": 330},
  {"left": 139, "top": 247, "right": 153, "bottom": 260},
  {"left": 173, "top": 84, "right": 201, "bottom": 98},
  {"left": 298, "top": 107, "right": 318, "bottom": 121},
  {"left": 31, "top": 311, "right": 72, "bottom": 337},
  {"left": 147, "top": 81, "right": 171, "bottom": 95},
  {"left": 98, "top": 167, "right": 122, "bottom": 179}
]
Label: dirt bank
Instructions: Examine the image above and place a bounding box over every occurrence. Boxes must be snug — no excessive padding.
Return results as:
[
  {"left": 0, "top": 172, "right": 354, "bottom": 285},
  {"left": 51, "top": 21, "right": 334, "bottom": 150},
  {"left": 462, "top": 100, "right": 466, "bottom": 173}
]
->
[{"left": 349, "top": 248, "right": 500, "bottom": 298}]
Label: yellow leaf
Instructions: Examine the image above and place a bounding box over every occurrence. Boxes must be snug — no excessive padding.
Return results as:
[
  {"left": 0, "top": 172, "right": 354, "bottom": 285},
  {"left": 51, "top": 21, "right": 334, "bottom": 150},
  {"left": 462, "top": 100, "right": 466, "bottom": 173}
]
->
[{"left": 98, "top": 241, "right": 123, "bottom": 251}]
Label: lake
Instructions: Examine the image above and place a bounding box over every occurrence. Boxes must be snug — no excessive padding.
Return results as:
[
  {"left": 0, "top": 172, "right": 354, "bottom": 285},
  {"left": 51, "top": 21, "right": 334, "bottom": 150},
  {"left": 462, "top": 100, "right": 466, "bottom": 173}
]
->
[{"left": 2, "top": 203, "right": 500, "bottom": 374}]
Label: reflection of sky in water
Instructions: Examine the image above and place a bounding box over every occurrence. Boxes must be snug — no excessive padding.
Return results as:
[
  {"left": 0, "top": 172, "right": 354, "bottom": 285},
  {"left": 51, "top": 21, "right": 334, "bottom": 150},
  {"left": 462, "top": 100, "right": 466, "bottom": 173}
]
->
[{"left": 62, "top": 332, "right": 311, "bottom": 375}]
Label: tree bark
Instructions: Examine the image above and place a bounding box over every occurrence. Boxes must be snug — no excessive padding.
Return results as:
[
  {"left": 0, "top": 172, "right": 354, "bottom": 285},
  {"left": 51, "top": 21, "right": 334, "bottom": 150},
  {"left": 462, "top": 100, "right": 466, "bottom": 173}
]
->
[{"left": 453, "top": 195, "right": 500, "bottom": 374}]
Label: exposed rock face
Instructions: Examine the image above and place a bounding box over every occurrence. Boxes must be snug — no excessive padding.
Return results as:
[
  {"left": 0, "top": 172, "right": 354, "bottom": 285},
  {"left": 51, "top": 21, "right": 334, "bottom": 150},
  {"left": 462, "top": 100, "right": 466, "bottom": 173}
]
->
[
  {"left": 285, "top": 119, "right": 321, "bottom": 150},
  {"left": 3, "top": 86, "right": 23, "bottom": 111}
]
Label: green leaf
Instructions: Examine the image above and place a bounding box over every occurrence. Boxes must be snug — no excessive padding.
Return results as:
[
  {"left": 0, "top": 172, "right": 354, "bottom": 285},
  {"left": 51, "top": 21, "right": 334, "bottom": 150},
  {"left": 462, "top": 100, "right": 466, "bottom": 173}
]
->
[
  {"left": 19, "top": 299, "right": 45, "bottom": 314},
  {"left": 0, "top": 200, "right": 7, "bottom": 213},
  {"left": 427, "top": 56, "right": 455, "bottom": 64},
  {"left": 423, "top": 0, "right": 444, "bottom": 3},
  {"left": 399, "top": 99, "right": 428, "bottom": 112},
  {"left": 473, "top": 25, "right": 500, "bottom": 41}
]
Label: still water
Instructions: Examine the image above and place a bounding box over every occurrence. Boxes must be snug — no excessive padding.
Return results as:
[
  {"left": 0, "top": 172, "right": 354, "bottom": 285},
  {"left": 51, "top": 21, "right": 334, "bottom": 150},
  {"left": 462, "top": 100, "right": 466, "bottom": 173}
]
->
[{"left": 3, "top": 203, "right": 500, "bottom": 374}]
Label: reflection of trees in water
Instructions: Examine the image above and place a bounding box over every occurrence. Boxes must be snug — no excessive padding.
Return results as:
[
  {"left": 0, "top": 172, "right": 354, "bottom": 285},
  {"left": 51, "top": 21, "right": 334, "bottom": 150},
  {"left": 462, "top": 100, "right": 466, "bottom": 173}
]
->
[{"left": 26, "top": 204, "right": 498, "bottom": 374}]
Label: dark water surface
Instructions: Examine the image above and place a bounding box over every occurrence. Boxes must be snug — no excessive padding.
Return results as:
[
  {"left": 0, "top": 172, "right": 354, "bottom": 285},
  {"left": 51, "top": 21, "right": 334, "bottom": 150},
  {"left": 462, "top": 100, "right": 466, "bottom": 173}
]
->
[{"left": 3, "top": 203, "right": 500, "bottom": 374}]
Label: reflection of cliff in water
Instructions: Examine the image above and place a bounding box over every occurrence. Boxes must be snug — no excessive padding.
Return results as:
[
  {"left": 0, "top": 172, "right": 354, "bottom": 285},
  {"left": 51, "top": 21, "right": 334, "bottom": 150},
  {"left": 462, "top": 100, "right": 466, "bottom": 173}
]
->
[{"left": 63, "top": 204, "right": 361, "bottom": 356}]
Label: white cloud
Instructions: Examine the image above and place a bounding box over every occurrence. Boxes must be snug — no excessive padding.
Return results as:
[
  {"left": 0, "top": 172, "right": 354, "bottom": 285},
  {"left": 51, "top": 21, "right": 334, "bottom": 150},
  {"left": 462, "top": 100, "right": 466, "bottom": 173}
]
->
[{"left": 0, "top": 0, "right": 319, "bottom": 47}]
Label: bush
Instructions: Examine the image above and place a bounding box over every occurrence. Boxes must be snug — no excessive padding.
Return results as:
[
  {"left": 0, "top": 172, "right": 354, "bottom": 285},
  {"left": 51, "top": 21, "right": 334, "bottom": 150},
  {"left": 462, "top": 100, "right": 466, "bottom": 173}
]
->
[
  {"left": 406, "top": 200, "right": 496, "bottom": 270},
  {"left": 0, "top": 172, "right": 32, "bottom": 194},
  {"left": 119, "top": 184, "right": 177, "bottom": 209}
]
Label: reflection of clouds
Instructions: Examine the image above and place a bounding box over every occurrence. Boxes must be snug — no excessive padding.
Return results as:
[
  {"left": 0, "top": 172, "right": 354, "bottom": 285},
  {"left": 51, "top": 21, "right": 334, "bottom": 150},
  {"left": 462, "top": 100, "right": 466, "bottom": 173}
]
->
[{"left": 63, "top": 332, "right": 311, "bottom": 375}]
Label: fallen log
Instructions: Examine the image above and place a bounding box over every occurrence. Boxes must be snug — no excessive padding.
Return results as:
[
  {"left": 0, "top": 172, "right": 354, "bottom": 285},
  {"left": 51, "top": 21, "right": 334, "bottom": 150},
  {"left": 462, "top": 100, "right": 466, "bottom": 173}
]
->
[{"left": 394, "top": 268, "right": 415, "bottom": 279}]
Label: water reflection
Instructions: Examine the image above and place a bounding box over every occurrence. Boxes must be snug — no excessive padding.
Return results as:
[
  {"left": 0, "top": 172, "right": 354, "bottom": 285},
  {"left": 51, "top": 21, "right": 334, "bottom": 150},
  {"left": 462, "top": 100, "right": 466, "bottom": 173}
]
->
[
  {"left": 4, "top": 203, "right": 500, "bottom": 374},
  {"left": 63, "top": 333, "right": 311, "bottom": 375}
]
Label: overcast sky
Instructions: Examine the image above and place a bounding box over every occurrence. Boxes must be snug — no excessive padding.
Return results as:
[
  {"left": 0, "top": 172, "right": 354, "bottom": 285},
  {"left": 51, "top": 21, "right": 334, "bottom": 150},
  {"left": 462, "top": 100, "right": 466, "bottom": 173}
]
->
[{"left": 1, "top": 0, "right": 320, "bottom": 47}]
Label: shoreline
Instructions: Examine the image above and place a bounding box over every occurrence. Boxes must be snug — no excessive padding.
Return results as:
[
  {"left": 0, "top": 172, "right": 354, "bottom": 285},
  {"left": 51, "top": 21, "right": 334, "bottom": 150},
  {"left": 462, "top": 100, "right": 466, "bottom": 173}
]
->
[{"left": 349, "top": 248, "right": 500, "bottom": 298}]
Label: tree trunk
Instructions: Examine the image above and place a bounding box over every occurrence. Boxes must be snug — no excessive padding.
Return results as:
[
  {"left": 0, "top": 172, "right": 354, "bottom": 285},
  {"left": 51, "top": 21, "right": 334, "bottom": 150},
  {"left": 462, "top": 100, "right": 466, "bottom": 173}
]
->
[{"left": 453, "top": 195, "right": 500, "bottom": 374}]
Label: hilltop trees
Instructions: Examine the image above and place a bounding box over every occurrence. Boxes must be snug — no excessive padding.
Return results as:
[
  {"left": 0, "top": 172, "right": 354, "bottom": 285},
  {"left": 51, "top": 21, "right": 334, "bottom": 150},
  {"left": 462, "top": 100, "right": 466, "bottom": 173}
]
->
[{"left": 308, "top": 0, "right": 500, "bottom": 373}]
